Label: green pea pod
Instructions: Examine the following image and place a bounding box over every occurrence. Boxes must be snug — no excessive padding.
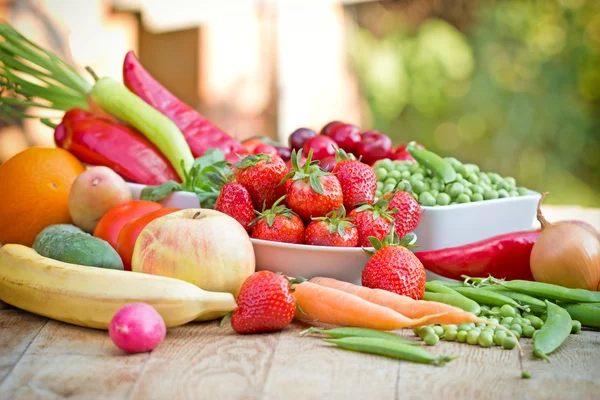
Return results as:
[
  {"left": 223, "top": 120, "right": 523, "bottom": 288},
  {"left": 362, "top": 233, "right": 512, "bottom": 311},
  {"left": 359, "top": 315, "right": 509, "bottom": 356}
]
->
[
  {"left": 422, "top": 292, "right": 481, "bottom": 315},
  {"left": 323, "top": 337, "right": 459, "bottom": 366},
  {"left": 90, "top": 77, "right": 194, "bottom": 181},
  {"left": 533, "top": 301, "right": 572, "bottom": 362},
  {"left": 453, "top": 287, "right": 526, "bottom": 310},
  {"left": 425, "top": 281, "right": 464, "bottom": 295},
  {"left": 562, "top": 303, "right": 600, "bottom": 329},
  {"left": 493, "top": 280, "right": 600, "bottom": 303},
  {"left": 407, "top": 143, "right": 456, "bottom": 184},
  {"left": 300, "top": 327, "right": 422, "bottom": 345},
  {"left": 480, "top": 287, "right": 547, "bottom": 313}
]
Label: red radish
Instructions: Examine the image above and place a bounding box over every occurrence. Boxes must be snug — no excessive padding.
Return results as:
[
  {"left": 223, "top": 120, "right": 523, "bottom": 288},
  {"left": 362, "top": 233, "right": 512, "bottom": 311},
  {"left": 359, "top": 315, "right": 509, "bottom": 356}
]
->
[
  {"left": 109, "top": 303, "right": 166, "bottom": 353},
  {"left": 303, "top": 135, "right": 338, "bottom": 160},
  {"left": 357, "top": 131, "right": 393, "bottom": 165},
  {"left": 320, "top": 121, "right": 343, "bottom": 136},
  {"left": 326, "top": 123, "right": 361, "bottom": 154},
  {"left": 253, "top": 143, "right": 278, "bottom": 155},
  {"left": 289, "top": 128, "right": 317, "bottom": 150}
]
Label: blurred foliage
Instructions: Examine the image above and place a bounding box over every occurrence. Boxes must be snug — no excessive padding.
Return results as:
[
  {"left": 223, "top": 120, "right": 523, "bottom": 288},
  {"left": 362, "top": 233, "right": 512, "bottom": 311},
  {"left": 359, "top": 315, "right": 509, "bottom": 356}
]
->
[{"left": 348, "top": 0, "right": 600, "bottom": 206}]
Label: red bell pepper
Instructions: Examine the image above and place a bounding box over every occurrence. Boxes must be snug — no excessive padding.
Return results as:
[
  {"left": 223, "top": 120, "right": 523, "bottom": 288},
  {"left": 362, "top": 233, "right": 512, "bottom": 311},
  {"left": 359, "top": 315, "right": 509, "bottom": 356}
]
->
[
  {"left": 55, "top": 108, "right": 180, "bottom": 185},
  {"left": 122, "top": 51, "right": 247, "bottom": 164},
  {"left": 415, "top": 230, "right": 540, "bottom": 281}
]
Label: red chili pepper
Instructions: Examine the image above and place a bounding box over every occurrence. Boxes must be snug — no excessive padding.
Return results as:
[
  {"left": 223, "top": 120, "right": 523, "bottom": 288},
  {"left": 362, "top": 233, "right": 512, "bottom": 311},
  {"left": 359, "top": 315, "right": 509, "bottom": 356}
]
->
[
  {"left": 122, "top": 51, "right": 247, "bottom": 164},
  {"left": 415, "top": 230, "right": 541, "bottom": 281},
  {"left": 55, "top": 108, "right": 180, "bottom": 185}
]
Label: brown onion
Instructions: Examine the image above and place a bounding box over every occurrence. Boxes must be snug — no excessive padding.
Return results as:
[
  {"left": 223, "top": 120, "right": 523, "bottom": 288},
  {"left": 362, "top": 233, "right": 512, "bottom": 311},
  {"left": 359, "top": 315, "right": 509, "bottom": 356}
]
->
[{"left": 530, "top": 193, "right": 600, "bottom": 291}]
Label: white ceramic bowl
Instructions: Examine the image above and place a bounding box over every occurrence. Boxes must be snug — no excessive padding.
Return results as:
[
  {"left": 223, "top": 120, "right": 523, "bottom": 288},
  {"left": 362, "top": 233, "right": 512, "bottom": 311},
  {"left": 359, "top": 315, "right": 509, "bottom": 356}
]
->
[{"left": 127, "top": 183, "right": 541, "bottom": 283}]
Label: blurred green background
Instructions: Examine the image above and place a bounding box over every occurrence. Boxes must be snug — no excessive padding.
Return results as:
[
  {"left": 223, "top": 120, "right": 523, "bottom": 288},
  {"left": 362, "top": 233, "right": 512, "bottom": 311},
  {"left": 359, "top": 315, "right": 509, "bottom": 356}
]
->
[{"left": 348, "top": 0, "right": 600, "bottom": 206}]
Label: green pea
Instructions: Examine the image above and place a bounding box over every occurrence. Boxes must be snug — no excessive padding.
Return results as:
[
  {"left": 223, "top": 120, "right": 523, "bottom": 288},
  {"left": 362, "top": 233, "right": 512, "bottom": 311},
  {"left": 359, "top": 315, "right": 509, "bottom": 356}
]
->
[
  {"left": 423, "top": 333, "right": 439, "bottom": 346},
  {"left": 520, "top": 318, "right": 531, "bottom": 326},
  {"left": 431, "top": 181, "right": 444, "bottom": 191},
  {"left": 493, "top": 330, "right": 507, "bottom": 345},
  {"left": 571, "top": 320, "right": 582, "bottom": 334},
  {"left": 441, "top": 324, "right": 456, "bottom": 332},
  {"left": 484, "top": 190, "right": 499, "bottom": 200},
  {"left": 497, "top": 189, "right": 509, "bottom": 198},
  {"left": 510, "top": 329, "right": 521, "bottom": 339},
  {"left": 411, "top": 173, "right": 424, "bottom": 181},
  {"left": 500, "top": 305, "right": 516, "bottom": 318},
  {"left": 502, "top": 336, "right": 517, "bottom": 350},
  {"left": 442, "top": 330, "right": 457, "bottom": 341},
  {"left": 445, "top": 157, "right": 461, "bottom": 168},
  {"left": 483, "top": 326, "right": 496, "bottom": 334},
  {"left": 412, "top": 180, "right": 427, "bottom": 195},
  {"left": 455, "top": 173, "right": 464, "bottom": 181},
  {"left": 522, "top": 311, "right": 533, "bottom": 317},
  {"left": 488, "top": 318, "right": 499, "bottom": 325},
  {"left": 463, "top": 187, "right": 473, "bottom": 196},
  {"left": 478, "top": 313, "right": 489, "bottom": 319},
  {"left": 433, "top": 326, "right": 444, "bottom": 336},
  {"left": 402, "top": 170, "right": 412, "bottom": 179},
  {"left": 510, "top": 324, "right": 523, "bottom": 335},
  {"left": 375, "top": 191, "right": 382, "bottom": 198},
  {"left": 429, "top": 189, "right": 439, "bottom": 197},
  {"left": 491, "top": 306, "right": 501, "bottom": 314},
  {"left": 435, "top": 193, "right": 451, "bottom": 206},
  {"left": 394, "top": 162, "right": 409, "bottom": 172},
  {"left": 457, "top": 323, "right": 473, "bottom": 332},
  {"left": 457, "top": 331, "right": 468, "bottom": 343},
  {"left": 420, "top": 326, "right": 435, "bottom": 338},
  {"left": 376, "top": 182, "right": 384, "bottom": 191},
  {"left": 383, "top": 184, "right": 396, "bottom": 193},
  {"left": 478, "top": 331, "right": 494, "bottom": 348},
  {"left": 509, "top": 190, "right": 520, "bottom": 197},
  {"left": 505, "top": 177, "right": 516, "bottom": 186},
  {"left": 479, "top": 173, "right": 491, "bottom": 184},
  {"left": 494, "top": 179, "right": 509, "bottom": 190},
  {"left": 466, "top": 330, "right": 480, "bottom": 345},
  {"left": 517, "top": 187, "right": 529, "bottom": 196},
  {"left": 411, "top": 192, "right": 419, "bottom": 201},
  {"left": 457, "top": 193, "right": 471, "bottom": 203},
  {"left": 467, "top": 174, "right": 480, "bottom": 184},
  {"left": 409, "top": 163, "right": 421, "bottom": 174},
  {"left": 418, "top": 192, "right": 436, "bottom": 206},
  {"left": 539, "top": 313, "right": 548, "bottom": 322},
  {"left": 501, "top": 317, "right": 514, "bottom": 325},
  {"left": 375, "top": 168, "right": 388, "bottom": 180},
  {"left": 384, "top": 177, "right": 396, "bottom": 186},
  {"left": 470, "top": 184, "right": 483, "bottom": 194},
  {"left": 446, "top": 182, "right": 464, "bottom": 198},
  {"left": 476, "top": 323, "right": 486, "bottom": 329},
  {"left": 389, "top": 170, "right": 402, "bottom": 180},
  {"left": 489, "top": 173, "right": 501, "bottom": 184},
  {"left": 522, "top": 325, "right": 536, "bottom": 338}
]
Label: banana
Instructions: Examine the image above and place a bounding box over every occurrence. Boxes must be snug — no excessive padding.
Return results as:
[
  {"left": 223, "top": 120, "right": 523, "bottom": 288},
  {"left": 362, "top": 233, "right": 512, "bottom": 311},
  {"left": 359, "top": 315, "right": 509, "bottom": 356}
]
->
[{"left": 0, "top": 244, "right": 237, "bottom": 330}]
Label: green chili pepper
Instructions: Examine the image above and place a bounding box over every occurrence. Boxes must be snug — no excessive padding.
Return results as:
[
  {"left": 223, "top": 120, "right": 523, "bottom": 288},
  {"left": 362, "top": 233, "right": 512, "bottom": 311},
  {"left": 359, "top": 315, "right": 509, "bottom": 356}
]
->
[
  {"left": 493, "top": 280, "right": 600, "bottom": 303},
  {"left": 561, "top": 303, "right": 600, "bottom": 329},
  {"left": 422, "top": 292, "right": 481, "bottom": 315},
  {"left": 452, "top": 287, "right": 526, "bottom": 310},
  {"left": 533, "top": 301, "right": 572, "bottom": 362},
  {"left": 480, "top": 287, "right": 547, "bottom": 313},
  {"left": 322, "top": 337, "right": 459, "bottom": 366},
  {"left": 300, "top": 327, "right": 422, "bottom": 345}
]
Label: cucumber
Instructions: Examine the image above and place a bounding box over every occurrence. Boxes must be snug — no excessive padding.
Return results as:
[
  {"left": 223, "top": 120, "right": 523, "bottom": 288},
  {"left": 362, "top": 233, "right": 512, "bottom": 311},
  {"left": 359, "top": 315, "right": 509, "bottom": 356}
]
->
[{"left": 33, "top": 224, "right": 123, "bottom": 270}]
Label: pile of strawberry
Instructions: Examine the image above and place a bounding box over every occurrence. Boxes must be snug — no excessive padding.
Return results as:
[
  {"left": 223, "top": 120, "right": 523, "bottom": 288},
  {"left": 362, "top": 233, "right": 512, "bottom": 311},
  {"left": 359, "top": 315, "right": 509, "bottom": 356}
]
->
[{"left": 215, "top": 148, "right": 422, "bottom": 247}]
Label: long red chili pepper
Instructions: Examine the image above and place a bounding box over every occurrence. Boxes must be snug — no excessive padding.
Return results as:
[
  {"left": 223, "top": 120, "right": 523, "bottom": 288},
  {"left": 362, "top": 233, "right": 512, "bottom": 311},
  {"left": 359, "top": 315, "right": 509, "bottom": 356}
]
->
[
  {"left": 55, "top": 108, "right": 181, "bottom": 185},
  {"left": 122, "top": 51, "right": 247, "bottom": 164},
  {"left": 415, "top": 230, "right": 540, "bottom": 281}
]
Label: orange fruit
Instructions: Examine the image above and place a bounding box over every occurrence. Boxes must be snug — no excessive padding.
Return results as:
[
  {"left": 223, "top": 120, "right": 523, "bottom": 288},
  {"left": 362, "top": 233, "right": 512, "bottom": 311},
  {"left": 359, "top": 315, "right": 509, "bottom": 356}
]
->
[{"left": 0, "top": 147, "right": 85, "bottom": 247}]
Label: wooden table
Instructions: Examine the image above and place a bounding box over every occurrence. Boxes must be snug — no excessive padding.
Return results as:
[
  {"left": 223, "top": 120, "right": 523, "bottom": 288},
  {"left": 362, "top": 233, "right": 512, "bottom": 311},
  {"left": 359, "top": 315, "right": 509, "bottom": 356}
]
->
[{"left": 2, "top": 206, "right": 600, "bottom": 400}]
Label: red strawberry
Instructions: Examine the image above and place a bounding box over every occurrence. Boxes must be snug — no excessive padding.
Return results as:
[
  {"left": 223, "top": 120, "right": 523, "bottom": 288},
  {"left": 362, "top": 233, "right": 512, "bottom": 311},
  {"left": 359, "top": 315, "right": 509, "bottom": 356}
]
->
[
  {"left": 215, "top": 182, "right": 255, "bottom": 232},
  {"left": 361, "top": 228, "right": 425, "bottom": 300},
  {"left": 383, "top": 191, "right": 422, "bottom": 238},
  {"left": 234, "top": 153, "right": 287, "bottom": 209},
  {"left": 251, "top": 196, "right": 305, "bottom": 244},
  {"left": 305, "top": 205, "right": 358, "bottom": 247},
  {"left": 332, "top": 148, "right": 377, "bottom": 209},
  {"left": 283, "top": 149, "right": 343, "bottom": 221},
  {"left": 230, "top": 271, "right": 297, "bottom": 334},
  {"left": 348, "top": 199, "right": 396, "bottom": 247}
]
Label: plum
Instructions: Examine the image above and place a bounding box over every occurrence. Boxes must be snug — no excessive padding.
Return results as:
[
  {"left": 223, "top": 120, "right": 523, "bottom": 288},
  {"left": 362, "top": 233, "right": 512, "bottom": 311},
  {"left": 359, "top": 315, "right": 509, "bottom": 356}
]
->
[{"left": 289, "top": 128, "right": 317, "bottom": 151}]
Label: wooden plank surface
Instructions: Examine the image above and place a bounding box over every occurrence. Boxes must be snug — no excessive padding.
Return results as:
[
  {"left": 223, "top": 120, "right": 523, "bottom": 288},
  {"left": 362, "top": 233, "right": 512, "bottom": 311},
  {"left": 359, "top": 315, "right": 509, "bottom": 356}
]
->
[{"left": 1, "top": 206, "right": 599, "bottom": 400}]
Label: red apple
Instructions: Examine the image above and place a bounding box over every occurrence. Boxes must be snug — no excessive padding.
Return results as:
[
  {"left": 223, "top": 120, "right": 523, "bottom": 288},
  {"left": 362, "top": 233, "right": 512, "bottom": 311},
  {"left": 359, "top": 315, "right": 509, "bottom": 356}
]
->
[
  {"left": 131, "top": 209, "right": 255, "bottom": 298},
  {"left": 357, "top": 131, "right": 392, "bottom": 165},
  {"left": 303, "top": 135, "right": 338, "bottom": 160}
]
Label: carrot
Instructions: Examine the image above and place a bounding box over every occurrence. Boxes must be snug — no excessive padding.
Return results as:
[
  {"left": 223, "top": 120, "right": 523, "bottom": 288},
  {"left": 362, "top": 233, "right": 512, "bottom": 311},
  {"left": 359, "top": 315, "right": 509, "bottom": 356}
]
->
[
  {"left": 309, "top": 277, "right": 480, "bottom": 326},
  {"left": 293, "top": 280, "right": 445, "bottom": 330}
]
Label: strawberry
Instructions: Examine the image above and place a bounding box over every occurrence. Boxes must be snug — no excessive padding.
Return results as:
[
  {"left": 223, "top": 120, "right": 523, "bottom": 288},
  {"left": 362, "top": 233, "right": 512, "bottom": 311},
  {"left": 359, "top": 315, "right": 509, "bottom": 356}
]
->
[
  {"left": 331, "top": 148, "right": 377, "bottom": 209},
  {"left": 229, "top": 271, "right": 298, "bottom": 334},
  {"left": 305, "top": 205, "right": 358, "bottom": 247},
  {"left": 214, "top": 181, "right": 255, "bottom": 232},
  {"left": 234, "top": 153, "right": 287, "bottom": 210},
  {"left": 361, "top": 227, "right": 425, "bottom": 300},
  {"left": 283, "top": 149, "right": 343, "bottom": 222},
  {"left": 382, "top": 191, "right": 422, "bottom": 239},
  {"left": 251, "top": 196, "right": 305, "bottom": 244},
  {"left": 348, "top": 199, "right": 396, "bottom": 247}
]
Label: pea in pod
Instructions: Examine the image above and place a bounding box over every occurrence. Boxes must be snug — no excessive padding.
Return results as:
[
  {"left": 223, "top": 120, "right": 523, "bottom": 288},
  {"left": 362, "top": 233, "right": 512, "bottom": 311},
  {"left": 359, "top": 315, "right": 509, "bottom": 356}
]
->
[
  {"left": 323, "top": 337, "right": 459, "bottom": 366},
  {"left": 480, "top": 287, "right": 547, "bottom": 313},
  {"left": 533, "top": 301, "right": 572, "bottom": 362},
  {"left": 300, "top": 327, "right": 422, "bottom": 346},
  {"left": 406, "top": 143, "right": 456, "bottom": 184},
  {"left": 492, "top": 279, "right": 600, "bottom": 303},
  {"left": 452, "top": 287, "right": 527, "bottom": 311},
  {"left": 422, "top": 292, "right": 481, "bottom": 315},
  {"left": 561, "top": 302, "right": 600, "bottom": 329}
]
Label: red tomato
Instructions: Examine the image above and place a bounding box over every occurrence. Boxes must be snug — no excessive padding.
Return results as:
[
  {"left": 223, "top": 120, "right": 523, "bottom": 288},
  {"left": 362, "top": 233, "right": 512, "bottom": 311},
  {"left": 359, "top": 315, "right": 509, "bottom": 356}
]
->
[
  {"left": 116, "top": 207, "right": 180, "bottom": 271},
  {"left": 242, "top": 137, "right": 266, "bottom": 154},
  {"left": 93, "top": 200, "right": 163, "bottom": 250}
]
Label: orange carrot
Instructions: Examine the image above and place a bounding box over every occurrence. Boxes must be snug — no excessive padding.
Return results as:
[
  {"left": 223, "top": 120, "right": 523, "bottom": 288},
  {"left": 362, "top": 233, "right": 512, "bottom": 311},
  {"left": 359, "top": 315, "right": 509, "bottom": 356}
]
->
[
  {"left": 293, "top": 280, "right": 446, "bottom": 330},
  {"left": 309, "top": 277, "right": 480, "bottom": 325}
]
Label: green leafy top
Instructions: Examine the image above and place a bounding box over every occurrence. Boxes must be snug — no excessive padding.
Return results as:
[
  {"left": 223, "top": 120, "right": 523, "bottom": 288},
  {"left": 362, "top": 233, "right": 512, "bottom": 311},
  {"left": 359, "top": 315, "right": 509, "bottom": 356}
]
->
[
  {"left": 366, "top": 223, "right": 418, "bottom": 253},
  {"left": 280, "top": 149, "right": 330, "bottom": 195},
  {"left": 353, "top": 198, "right": 398, "bottom": 221},
  {"left": 334, "top": 147, "right": 358, "bottom": 163},
  {"left": 140, "top": 149, "right": 232, "bottom": 209},
  {"left": 234, "top": 153, "right": 272, "bottom": 170},
  {"left": 311, "top": 205, "right": 356, "bottom": 237},
  {"left": 250, "top": 196, "right": 297, "bottom": 228}
]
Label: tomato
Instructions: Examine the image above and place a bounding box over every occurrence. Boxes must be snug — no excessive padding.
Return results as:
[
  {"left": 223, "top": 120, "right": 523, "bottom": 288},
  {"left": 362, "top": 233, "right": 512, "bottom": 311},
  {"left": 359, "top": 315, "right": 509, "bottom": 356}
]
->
[
  {"left": 116, "top": 207, "right": 179, "bottom": 271},
  {"left": 242, "top": 137, "right": 266, "bottom": 154},
  {"left": 93, "top": 200, "right": 163, "bottom": 250}
]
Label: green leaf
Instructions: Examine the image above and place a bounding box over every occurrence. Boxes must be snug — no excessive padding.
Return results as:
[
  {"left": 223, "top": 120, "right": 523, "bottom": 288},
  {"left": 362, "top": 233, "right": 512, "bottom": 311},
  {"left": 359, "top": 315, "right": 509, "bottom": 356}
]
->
[
  {"left": 140, "top": 181, "right": 181, "bottom": 201},
  {"left": 368, "top": 236, "right": 383, "bottom": 250},
  {"left": 399, "top": 232, "right": 417, "bottom": 247},
  {"left": 309, "top": 175, "right": 324, "bottom": 195}
]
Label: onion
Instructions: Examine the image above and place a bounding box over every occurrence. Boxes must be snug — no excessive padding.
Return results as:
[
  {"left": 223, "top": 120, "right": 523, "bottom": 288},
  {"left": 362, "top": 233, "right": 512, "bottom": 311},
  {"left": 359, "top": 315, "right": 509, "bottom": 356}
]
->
[{"left": 530, "top": 193, "right": 600, "bottom": 291}]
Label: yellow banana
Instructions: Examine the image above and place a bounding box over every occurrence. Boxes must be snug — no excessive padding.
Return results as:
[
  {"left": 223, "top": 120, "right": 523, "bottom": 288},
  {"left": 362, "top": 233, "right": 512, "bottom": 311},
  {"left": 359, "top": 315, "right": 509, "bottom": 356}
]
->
[{"left": 0, "top": 244, "right": 237, "bottom": 330}]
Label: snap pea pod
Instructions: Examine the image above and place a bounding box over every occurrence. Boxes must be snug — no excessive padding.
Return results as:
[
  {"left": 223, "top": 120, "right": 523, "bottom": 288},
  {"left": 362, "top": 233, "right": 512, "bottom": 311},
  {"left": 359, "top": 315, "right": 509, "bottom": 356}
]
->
[
  {"left": 452, "top": 287, "right": 526, "bottom": 310},
  {"left": 561, "top": 303, "right": 600, "bottom": 329},
  {"left": 533, "top": 301, "right": 572, "bottom": 362},
  {"left": 422, "top": 292, "right": 481, "bottom": 315},
  {"left": 480, "top": 287, "right": 547, "bottom": 313},
  {"left": 407, "top": 143, "right": 456, "bottom": 184},
  {"left": 429, "top": 280, "right": 464, "bottom": 288},
  {"left": 300, "top": 327, "right": 422, "bottom": 345},
  {"left": 323, "top": 337, "right": 459, "bottom": 366},
  {"left": 493, "top": 280, "right": 600, "bottom": 303},
  {"left": 425, "top": 281, "right": 465, "bottom": 295}
]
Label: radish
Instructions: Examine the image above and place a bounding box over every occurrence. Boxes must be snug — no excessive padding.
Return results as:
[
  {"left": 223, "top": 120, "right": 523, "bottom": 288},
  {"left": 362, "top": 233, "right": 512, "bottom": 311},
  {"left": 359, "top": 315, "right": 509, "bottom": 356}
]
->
[{"left": 109, "top": 303, "right": 166, "bottom": 353}]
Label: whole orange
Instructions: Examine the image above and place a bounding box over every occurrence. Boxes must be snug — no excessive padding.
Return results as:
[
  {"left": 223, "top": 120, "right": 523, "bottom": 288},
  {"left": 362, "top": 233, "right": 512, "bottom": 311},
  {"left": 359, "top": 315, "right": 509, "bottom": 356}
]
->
[{"left": 0, "top": 147, "right": 85, "bottom": 246}]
